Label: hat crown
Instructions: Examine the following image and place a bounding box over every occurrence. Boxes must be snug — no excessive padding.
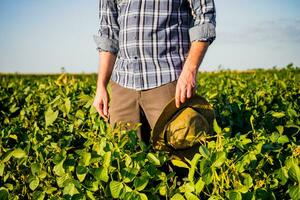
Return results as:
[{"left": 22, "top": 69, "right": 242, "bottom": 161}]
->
[
  {"left": 165, "top": 107, "right": 209, "bottom": 150},
  {"left": 151, "top": 94, "right": 215, "bottom": 159}
]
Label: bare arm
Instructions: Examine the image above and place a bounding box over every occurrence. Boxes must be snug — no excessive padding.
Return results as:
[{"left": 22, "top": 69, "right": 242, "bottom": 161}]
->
[
  {"left": 175, "top": 0, "right": 216, "bottom": 108},
  {"left": 184, "top": 41, "right": 209, "bottom": 72},
  {"left": 97, "top": 51, "right": 117, "bottom": 88},
  {"left": 175, "top": 41, "right": 209, "bottom": 108},
  {"left": 93, "top": 0, "right": 119, "bottom": 119},
  {"left": 93, "top": 52, "right": 117, "bottom": 120}
]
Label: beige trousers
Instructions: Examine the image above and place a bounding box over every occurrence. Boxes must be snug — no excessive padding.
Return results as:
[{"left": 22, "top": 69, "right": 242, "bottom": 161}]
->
[{"left": 108, "top": 79, "right": 177, "bottom": 142}]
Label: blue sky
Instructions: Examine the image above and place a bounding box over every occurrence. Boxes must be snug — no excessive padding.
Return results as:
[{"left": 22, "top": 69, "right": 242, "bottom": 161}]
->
[{"left": 0, "top": 0, "right": 299, "bottom": 73}]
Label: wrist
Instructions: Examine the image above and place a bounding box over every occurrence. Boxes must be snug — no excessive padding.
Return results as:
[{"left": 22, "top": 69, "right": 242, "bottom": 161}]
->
[
  {"left": 97, "top": 80, "right": 108, "bottom": 90},
  {"left": 183, "top": 59, "right": 199, "bottom": 73},
  {"left": 184, "top": 41, "right": 209, "bottom": 71}
]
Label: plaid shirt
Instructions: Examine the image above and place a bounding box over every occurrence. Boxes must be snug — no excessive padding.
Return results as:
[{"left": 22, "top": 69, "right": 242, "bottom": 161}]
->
[{"left": 93, "top": 0, "right": 216, "bottom": 91}]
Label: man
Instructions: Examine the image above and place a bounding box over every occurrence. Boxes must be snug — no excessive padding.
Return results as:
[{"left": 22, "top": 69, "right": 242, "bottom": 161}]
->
[{"left": 93, "top": 0, "right": 216, "bottom": 140}]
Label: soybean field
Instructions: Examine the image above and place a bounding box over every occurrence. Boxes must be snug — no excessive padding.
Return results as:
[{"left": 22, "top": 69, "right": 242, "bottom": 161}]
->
[{"left": 0, "top": 65, "right": 299, "bottom": 200}]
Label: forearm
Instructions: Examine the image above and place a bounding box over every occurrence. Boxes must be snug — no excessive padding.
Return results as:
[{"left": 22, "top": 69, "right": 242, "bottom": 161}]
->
[
  {"left": 184, "top": 41, "right": 209, "bottom": 72},
  {"left": 95, "top": 0, "right": 119, "bottom": 89},
  {"left": 97, "top": 51, "right": 117, "bottom": 88},
  {"left": 185, "top": 0, "right": 215, "bottom": 72}
]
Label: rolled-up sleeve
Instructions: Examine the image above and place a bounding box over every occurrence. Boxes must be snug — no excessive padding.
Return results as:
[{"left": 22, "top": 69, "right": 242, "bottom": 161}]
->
[
  {"left": 187, "top": 0, "right": 216, "bottom": 45},
  {"left": 93, "top": 0, "right": 120, "bottom": 54}
]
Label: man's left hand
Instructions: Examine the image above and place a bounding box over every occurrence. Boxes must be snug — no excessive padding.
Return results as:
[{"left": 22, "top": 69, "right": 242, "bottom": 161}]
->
[{"left": 175, "top": 63, "right": 198, "bottom": 108}]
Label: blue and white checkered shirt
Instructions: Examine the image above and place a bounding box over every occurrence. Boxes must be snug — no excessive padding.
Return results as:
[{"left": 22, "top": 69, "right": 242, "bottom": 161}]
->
[{"left": 93, "top": 0, "right": 216, "bottom": 91}]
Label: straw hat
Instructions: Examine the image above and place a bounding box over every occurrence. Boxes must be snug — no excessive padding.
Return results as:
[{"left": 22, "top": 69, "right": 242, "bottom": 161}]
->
[{"left": 151, "top": 94, "right": 215, "bottom": 160}]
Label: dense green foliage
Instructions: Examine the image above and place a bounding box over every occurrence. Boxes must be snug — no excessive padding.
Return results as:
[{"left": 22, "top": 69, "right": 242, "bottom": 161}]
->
[{"left": 0, "top": 66, "right": 299, "bottom": 200}]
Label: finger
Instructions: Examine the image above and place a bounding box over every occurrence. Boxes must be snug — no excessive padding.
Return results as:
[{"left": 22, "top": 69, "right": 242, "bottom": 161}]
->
[
  {"left": 94, "top": 103, "right": 103, "bottom": 118},
  {"left": 93, "top": 101, "right": 101, "bottom": 114},
  {"left": 180, "top": 86, "right": 186, "bottom": 104},
  {"left": 192, "top": 84, "right": 197, "bottom": 95},
  {"left": 103, "top": 97, "right": 108, "bottom": 117},
  {"left": 191, "top": 78, "right": 196, "bottom": 88},
  {"left": 186, "top": 84, "right": 193, "bottom": 99},
  {"left": 175, "top": 83, "right": 181, "bottom": 108},
  {"left": 98, "top": 101, "right": 106, "bottom": 119}
]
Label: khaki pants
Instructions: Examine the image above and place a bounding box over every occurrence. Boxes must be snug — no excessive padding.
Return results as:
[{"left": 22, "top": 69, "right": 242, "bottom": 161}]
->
[{"left": 108, "top": 79, "right": 177, "bottom": 142}]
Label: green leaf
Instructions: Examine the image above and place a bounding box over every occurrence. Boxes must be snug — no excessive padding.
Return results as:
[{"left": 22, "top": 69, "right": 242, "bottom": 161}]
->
[
  {"left": 276, "top": 125, "right": 284, "bottom": 135},
  {"left": 38, "top": 170, "right": 47, "bottom": 179},
  {"left": 63, "top": 182, "right": 79, "bottom": 196},
  {"left": 188, "top": 154, "right": 201, "bottom": 183},
  {"left": 288, "top": 185, "right": 300, "bottom": 200},
  {"left": 103, "top": 151, "right": 111, "bottom": 168},
  {"left": 124, "top": 154, "right": 132, "bottom": 167},
  {"left": 159, "top": 185, "right": 167, "bottom": 196},
  {"left": 0, "top": 189, "right": 9, "bottom": 200},
  {"left": 53, "top": 160, "right": 65, "bottom": 176},
  {"left": 0, "top": 163, "right": 5, "bottom": 176},
  {"left": 212, "top": 151, "right": 226, "bottom": 168},
  {"left": 64, "top": 97, "right": 71, "bottom": 114},
  {"left": 29, "top": 177, "right": 40, "bottom": 191},
  {"left": 121, "top": 167, "right": 139, "bottom": 183},
  {"left": 250, "top": 115, "right": 255, "bottom": 131},
  {"left": 171, "top": 159, "right": 190, "bottom": 169},
  {"left": 202, "top": 168, "right": 213, "bottom": 185},
  {"left": 195, "top": 178, "right": 205, "bottom": 195},
  {"left": 75, "top": 110, "right": 85, "bottom": 119},
  {"left": 12, "top": 148, "right": 27, "bottom": 159},
  {"left": 147, "top": 153, "right": 160, "bottom": 166},
  {"left": 86, "top": 190, "right": 96, "bottom": 200},
  {"left": 123, "top": 184, "right": 133, "bottom": 193},
  {"left": 184, "top": 192, "right": 199, "bottom": 200},
  {"left": 170, "top": 193, "right": 185, "bottom": 200},
  {"left": 86, "top": 180, "right": 99, "bottom": 192},
  {"left": 76, "top": 166, "right": 88, "bottom": 182},
  {"left": 45, "top": 107, "right": 58, "bottom": 127},
  {"left": 2, "top": 151, "right": 13, "bottom": 163},
  {"left": 275, "top": 167, "right": 288, "bottom": 185},
  {"left": 227, "top": 191, "right": 242, "bottom": 200},
  {"left": 288, "top": 164, "right": 300, "bottom": 183},
  {"left": 277, "top": 135, "right": 289, "bottom": 144},
  {"left": 234, "top": 182, "right": 249, "bottom": 194},
  {"left": 32, "top": 191, "right": 45, "bottom": 200},
  {"left": 31, "top": 163, "right": 41, "bottom": 176},
  {"left": 255, "top": 189, "right": 275, "bottom": 200},
  {"left": 79, "top": 151, "right": 91, "bottom": 167},
  {"left": 109, "top": 181, "right": 123, "bottom": 199},
  {"left": 241, "top": 173, "right": 253, "bottom": 188},
  {"left": 9, "top": 134, "right": 18, "bottom": 141},
  {"left": 94, "top": 167, "right": 109, "bottom": 183},
  {"left": 272, "top": 112, "right": 285, "bottom": 118},
  {"left": 213, "top": 119, "right": 222, "bottom": 134},
  {"left": 138, "top": 193, "right": 148, "bottom": 200},
  {"left": 199, "top": 146, "right": 210, "bottom": 159},
  {"left": 45, "top": 187, "right": 57, "bottom": 195},
  {"left": 56, "top": 173, "right": 71, "bottom": 188},
  {"left": 134, "top": 176, "right": 149, "bottom": 191}
]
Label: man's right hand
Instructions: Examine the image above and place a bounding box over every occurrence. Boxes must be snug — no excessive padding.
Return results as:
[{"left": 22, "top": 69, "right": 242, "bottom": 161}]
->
[
  {"left": 93, "top": 85, "right": 110, "bottom": 120},
  {"left": 93, "top": 51, "right": 117, "bottom": 120}
]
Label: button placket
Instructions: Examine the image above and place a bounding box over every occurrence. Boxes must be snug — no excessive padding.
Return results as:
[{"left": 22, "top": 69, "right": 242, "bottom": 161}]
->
[{"left": 133, "top": 15, "right": 138, "bottom": 60}]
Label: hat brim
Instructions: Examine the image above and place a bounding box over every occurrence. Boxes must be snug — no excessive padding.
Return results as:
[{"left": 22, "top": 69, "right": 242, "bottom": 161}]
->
[{"left": 151, "top": 94, "right": 215, "bottom": 157}]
